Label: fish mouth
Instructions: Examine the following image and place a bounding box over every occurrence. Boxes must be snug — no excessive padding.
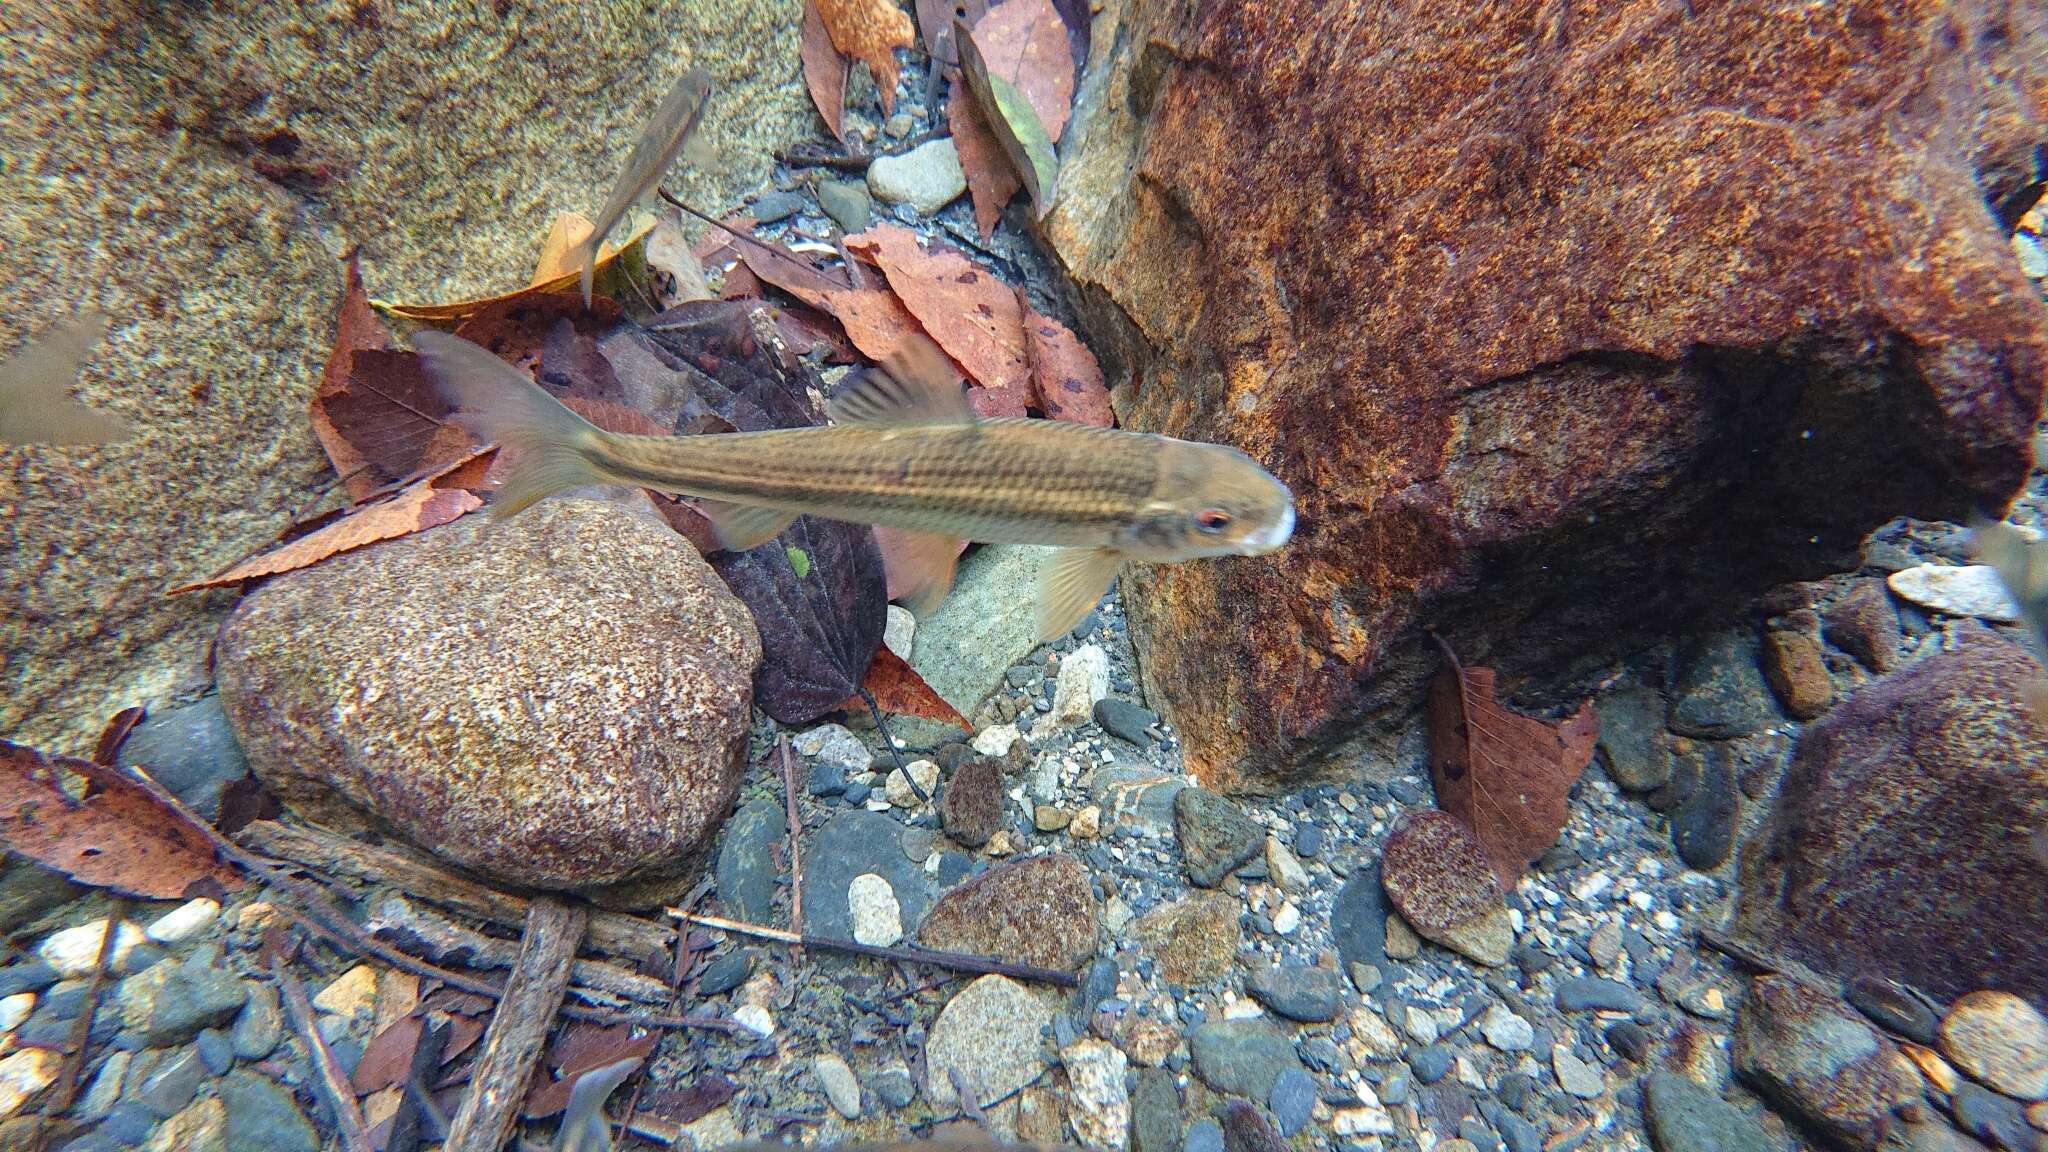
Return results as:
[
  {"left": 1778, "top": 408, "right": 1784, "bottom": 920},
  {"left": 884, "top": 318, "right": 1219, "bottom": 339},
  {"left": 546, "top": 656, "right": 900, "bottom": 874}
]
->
[{"left": 1243, "top": 503, "right": 1296, "bottom": 554}]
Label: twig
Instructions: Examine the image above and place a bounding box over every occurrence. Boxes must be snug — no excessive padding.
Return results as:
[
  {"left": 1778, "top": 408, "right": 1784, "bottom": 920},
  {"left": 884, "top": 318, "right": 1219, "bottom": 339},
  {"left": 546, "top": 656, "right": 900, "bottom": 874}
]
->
[
  {"left": 1696, "top": 925, "right": 1783, "bottom": 974},
  {"left": 238, "top": 820, "right": 671, "bottom": 962},
  {"left": 861, "top": 686, "right": 914, "bottom": 782},
  {"left": 446, "top": 896, "right": 586, "bottom": 1152},
  {"left": 363, "top": 892, "right": 669, "bottom": 1004},
  {"left": 778, "top": 736, "right": 806, "bottom": 963},
  {"left": 675, "top": 912, "right": 1078, "bottom": 987},
  {"left": 30, "top": 898, "right": 126, "bottom": 1152},
  {"left": 774, "top": 131, "right": 941, "bottom": 172},
  {"left": 949, "top": 1067, "right": 991, "bottom": 1133},
  {"left": 275, "top": 957, "right": 377, "bottom": 1152}
]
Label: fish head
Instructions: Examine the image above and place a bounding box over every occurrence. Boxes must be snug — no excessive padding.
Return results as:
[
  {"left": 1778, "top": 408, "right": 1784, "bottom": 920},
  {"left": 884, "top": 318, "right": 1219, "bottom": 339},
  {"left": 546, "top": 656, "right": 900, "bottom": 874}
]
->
[{"left": 1117, "top": 439, "right": 1296, "bottom": 562}]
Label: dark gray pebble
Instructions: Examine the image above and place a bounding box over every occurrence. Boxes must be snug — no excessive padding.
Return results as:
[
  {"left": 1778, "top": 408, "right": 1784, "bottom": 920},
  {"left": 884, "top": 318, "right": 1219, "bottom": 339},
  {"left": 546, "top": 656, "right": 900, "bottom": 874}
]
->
[
  {"left": 807, "top": 762, "right": 847, "bottom": 798},
  {"left": 872, "top": 1065, "right": 915, "bottom": 1109},
  {"left": 0, "top": 960, "right": 59, "bottom": 998},
  {"left": 1641, "top": 1072, "right": 1774, "bottom": 1152},
  {"left": 1555, "top": 977, "right": 1645, "bottom": 1013},
  {"left": 1294, "top": 826, "right": 1325, "bottom": 858},
  {"left": 1606, "top": 1019, "right": 1652, "bottom": 1062},
  {"left": 1951, "top": 1082, "right": 2034, "bottom": 1152},
  {"left": 1094, "top": 699, "right": 1159, "bottom": 748},
  {"left": 1269, "top": 1066, "right": 1316, "bottom": 1137},
  {"left": 134, "top": 1047, "right": 206, "bottom": 1117},
  {"left": 842, "top": 779, "right": 872, "bottom": 805},
  {"left": 1460, "top": 1117, "right": 1503, "bottom": 1152},
  {"left": 1387, "top": 779, "right": 1428, "bottom": 805},
  {"left": 1495, "top": 1072, "right": 1531, "bottom": 1111},
  {"left": 195, "top": 1027, "right": 235, "bottom": 1074},
  {"left": 1844, "top": 975, "right": 1939, "bottom": 1046},
  {"left": 697, "top": 951, "right": 754, "bottom": 997},
  {"left": 1408, "top": 1045, "right": 1453, "bottom": 1084},
  {"left": 1497, "top": 1112, "right": 1544, "bottom": 1152},
  {"left": 1248, "top": 965, "right": 1344, "bottom": 1023},
  {"left": 97, "top": 1103, "right": 156, "bottom": 1145},
  {"left": 1184, "top": 1119, "right": 1225, "bottom": 1152}
]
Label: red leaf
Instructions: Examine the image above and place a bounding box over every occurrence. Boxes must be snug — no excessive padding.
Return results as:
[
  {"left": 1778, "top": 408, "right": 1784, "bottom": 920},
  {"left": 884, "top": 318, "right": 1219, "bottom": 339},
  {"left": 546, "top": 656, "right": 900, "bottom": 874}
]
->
[
  {"left": 522, "top": 1023, "right": 657, "bottom": 1118},
  {"left": 847, "top": 224, "right": 1028, "bottom": 393},
  {"left": 801, "top": 0, "right": 849, "bottom": 143},
  {"left": 950, "top": 0, "right": 1077, "bottom": 235},
  {"left": 0, "top": 741, "right": 244, "bottom": 900},
  {"left": 351, "top": 1014, "right": 424, "bottom": 1096},
  {"left": 310, "top": 256, "right": 396, "bottom": 502},
  {"left": 843, "top": 645, "right": 972, "bottom": 731},
  {"left": 1021, "top": 302, "right": 1111, "bottom": 425},
  {"left": 1427, "top": 641, "right": 1599, "bottom": 887},
  {"left": 814, "top": 0, "right": 914, "bottom": 116}
]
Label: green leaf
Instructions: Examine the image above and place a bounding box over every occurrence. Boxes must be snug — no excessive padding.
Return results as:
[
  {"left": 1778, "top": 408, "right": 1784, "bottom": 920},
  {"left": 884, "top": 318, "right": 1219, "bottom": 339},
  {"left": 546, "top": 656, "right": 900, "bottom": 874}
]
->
[
  {"left": 784, "top": 544, "right": 813, "bottom": 579},
  {"left": 953, "top": 17, "right": 1059, "bottom": 218}
]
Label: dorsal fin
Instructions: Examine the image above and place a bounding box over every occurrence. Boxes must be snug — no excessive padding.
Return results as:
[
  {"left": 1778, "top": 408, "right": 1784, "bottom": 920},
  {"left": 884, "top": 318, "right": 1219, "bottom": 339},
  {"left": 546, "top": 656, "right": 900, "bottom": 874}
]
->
[{"left": 828, "top": 338, "right": 975, "bottom": 426}]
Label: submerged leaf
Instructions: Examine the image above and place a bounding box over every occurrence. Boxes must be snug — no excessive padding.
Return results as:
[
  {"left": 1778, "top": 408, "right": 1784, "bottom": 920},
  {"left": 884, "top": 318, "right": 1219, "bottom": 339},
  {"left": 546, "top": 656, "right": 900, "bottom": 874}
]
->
[
  {"left": 524, "top": 1022, "right": 657, "bottom": 1119},
  {"left": 970, "top": 0, "right": 1077, "bottom": 141},
  {"left": 816, "top": 0, "right": 915, "bottom": 116},
  {"left": 955, "top": 17, "right": 1060, "bottom": 217},
  {"left": 1427, "top": 641, "right": 1599, "bottom": 887},
  {"left": 848, "top": 224, "right": 1028, "bottom": 394},
  {"left": 801, "top": 0, "right": 850, "bottom": 143},
  {"left": 1021, "top": 301, "right": 1111, "bottom": 425},
  {"left": 845, "top": 644, "right": 972, "bottom": 730},
  {"left": 370, "top": 214, "right": 658, "bottom": 324},
  {"left": 0, "top": 741, "right": 243, "bottom": 899}
]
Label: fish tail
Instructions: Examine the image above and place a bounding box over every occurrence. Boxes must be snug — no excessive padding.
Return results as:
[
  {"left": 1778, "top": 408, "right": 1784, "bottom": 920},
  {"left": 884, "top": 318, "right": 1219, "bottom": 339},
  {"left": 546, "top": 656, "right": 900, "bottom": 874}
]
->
[
  {"left": 571, "top": 234, "right": 599, "bottom": 309},
  {"left": 411, "top": 330, "right": 608, "bottom": 517}
]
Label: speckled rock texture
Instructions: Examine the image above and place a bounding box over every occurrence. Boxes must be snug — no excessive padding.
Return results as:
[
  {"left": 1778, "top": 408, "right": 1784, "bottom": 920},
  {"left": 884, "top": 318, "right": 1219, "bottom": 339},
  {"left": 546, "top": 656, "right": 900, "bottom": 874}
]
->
[
  {"left": 0, "top": 0, "right": 809, "bottom": 753},
  {"left": 1047, "top": 0, "right": 2048, "bottom": 787},
  {"left": 917, "top": 852, "right": 1102, "bottom": 971},
  {"left": 1733, "top": 974, "right": 1924, "bottom": 1151},
  {"left": 214, "top": 499, "right": 761, "bottom": 906},
  {"left": 1735, "top": 625, "right": 2048, "bottom": 1003}
]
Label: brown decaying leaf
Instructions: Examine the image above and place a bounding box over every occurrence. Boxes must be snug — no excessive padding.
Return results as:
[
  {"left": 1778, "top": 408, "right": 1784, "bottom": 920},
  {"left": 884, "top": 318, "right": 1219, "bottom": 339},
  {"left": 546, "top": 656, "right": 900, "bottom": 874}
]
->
[
  {"left": 952, "top": 0, "right": 1076, "bottom": 234},
  {"left": 815, "top": 0, "right": 914, "bottom": 116},
  {"left": 842, "top": 644, "right": 972, "bottom": 730},
  {"left": 351, "top": 1014, "right": 425, "bottom": 1096},
  {"left": 848, "top": 224, "right": 1027, "bottom": 392},
  {"left": 167, "top": 468, "right": 483, "bottom": 594},
  {"left": 93, "top": 706, "right": 145, "bottom": 768},
  {"left": 801, "top": 0, "right": 849, "bottom": 143},
  {"left": 312, "top": 257, "right": 397, "bottom": 501},
  {"left": 1427, "top": 641, "right": 1599, "bottom": 887},
  {"left": 1021, "top": 301, "right": 1111, "bottom": 425},
  {"left": 915, "top": 0, "right": 989, "bottom": 80},
  {"left": 522, "top": 1023, "right": 658, "bottom": 1119},
  {"left": 369, "top": 213, "right": 657, "bottom": 324},
  {"left": 0, "top": 740, "right": 244, "bottom": 899}
]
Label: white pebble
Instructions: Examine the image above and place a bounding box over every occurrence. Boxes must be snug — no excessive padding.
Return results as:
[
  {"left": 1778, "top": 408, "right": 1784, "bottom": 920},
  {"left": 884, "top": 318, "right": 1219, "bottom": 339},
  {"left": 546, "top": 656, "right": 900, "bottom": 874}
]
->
[
  {"left": 1627, "top": 891, "right": 1655, "bottom": 912},
  {"left": 973, "top": 724, "right": 1020, "bottom": 758},
  {"left": 848, "top": 873, "right": 903, "bottom": 947},
  {"left": 1272, "top": 901, "right": 1301, "bottom": 935},
  {"left": 0, "top": 993, "right": 32, "bottom": 1034},
  {"left": 1572, "top": 873, "right": 1613, "bottom": 902},
  {"left": 144, "top": 898, "right": 221, "bottom": 945},
  {"left": 733, "top": 1003, "right": 776, "bottom": 1038},
  {"left": 885, "top": 760, "right": 939, "bottom": 808},
  {"left": 867, "top": 138, "right": 968, "bottom": 215},
  {"left": 1887, "top": 564, "right": 2023, "bottom": 622},
  {"left": 883, "top": 605, "right": 917, "bottom": 660},
  {"left": 1480, "top": 1004, "right": 1534, "bottom": 1052},
  {"left": 38, "top": 920, "right": 145, "bottom": 978},
  {"left": 1654, "top": 910, "right": 1681, "bottom": 933},
  {"left": 1047, "top": 644, "right": 1111, "bottom": 728},
  {"left": 0, "top": 1049, "right": 61, "bottom": 1119},
  {"left": 1333, "top": 1104, "right": 1395, "bottom": 1136},
  {"left": 1404, "top": 1005, "right": 1441, "bottom": 1045}
]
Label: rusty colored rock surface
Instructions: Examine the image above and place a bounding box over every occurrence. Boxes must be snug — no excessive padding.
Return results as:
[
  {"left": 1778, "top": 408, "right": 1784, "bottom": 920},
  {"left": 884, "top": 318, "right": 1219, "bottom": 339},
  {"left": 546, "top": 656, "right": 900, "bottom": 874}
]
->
[
  {"left": 916, "top": 852, "right": 1102, "bottom": 971},
  {"left": 1046, "top": 0, "right": 2048, "bottom": 786},
  {"left": 215, "top": 498, "right": 762, "bottom": 907},
  {"left": 1735, "top": 626, "right": 2048, "bottom": 1003},
  {"left": 1733, "top": 974, "right": 1924, "bottom": 1151}
]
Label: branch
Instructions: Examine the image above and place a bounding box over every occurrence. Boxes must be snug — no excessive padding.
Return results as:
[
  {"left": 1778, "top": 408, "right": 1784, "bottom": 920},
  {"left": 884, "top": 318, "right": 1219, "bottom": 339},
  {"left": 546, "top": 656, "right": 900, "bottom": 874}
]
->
[
  {"left": 778, "top": 736, "right": 806, "bottom": 963},
  {"left": 674, "top": 912, "right": 1078, "bottom": 988},
  {"left": 275, "top": 957, "right": 376, "bottom": 1152},
  {"left": 445, "top": 897, "right": 585, "bottom": 1152}
]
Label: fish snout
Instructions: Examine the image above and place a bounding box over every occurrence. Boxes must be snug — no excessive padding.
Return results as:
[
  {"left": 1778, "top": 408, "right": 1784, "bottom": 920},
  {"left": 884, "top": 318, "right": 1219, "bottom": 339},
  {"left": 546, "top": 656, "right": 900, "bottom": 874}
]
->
[{"left": 1243, "top": 501, "right": 1296, "bottom": 555}]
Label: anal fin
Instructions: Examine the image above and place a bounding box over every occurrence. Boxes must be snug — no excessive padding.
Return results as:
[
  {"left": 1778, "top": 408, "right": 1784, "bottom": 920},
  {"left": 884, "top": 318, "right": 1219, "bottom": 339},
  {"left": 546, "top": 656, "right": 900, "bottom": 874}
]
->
[
  {"left": 1038, "top": 547, "right": 1123, "bottom": 641},
  {"left": 886, "top": 529, "right": 964, "bottom": 618},
  {"left": 698, "top": 500, "right": 799, "bottom": 551}
]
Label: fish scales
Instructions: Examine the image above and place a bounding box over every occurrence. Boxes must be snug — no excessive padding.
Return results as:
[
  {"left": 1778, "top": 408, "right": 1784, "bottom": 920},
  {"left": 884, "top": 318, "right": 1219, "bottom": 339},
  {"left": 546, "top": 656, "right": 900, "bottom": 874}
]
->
[{"left": 591, "top": 419, "right": 1157, "bottom": 543}]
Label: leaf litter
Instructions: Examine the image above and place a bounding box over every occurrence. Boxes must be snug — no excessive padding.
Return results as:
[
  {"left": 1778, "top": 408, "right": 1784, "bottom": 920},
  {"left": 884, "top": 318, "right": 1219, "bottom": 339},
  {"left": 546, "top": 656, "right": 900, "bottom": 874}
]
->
[
  {"left": 948, "top": 0, "right": 1075, "bottom": 234},
  {"left": 814, "top": 0, "right": 915, "bottom": 116}
]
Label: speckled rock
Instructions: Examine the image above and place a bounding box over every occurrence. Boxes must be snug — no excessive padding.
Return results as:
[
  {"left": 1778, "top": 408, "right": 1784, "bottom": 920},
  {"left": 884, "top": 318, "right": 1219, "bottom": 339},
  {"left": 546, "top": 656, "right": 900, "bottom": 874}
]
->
[
  {"left": 1825, "top": 579, "right": 1902, "bottom": 673},
  {"left": 1940, "top": 991, "right": 2048, "bottom": 1101},
  {"left": 1188, "top": 1018, "right": 1303, "bottom": 1100},
  {"left": 1380, "top": 810, "right": 1512, "bottom": 965},
  {"left": 1045, "top": 0, "right": 2048, "bottom": 786},
  {"left": 1061, "top": 1038, "right": 1131, "bottom": 1152},
  {"left": 917, "top": 853, "right": 1100, "bottom": 971},
  {"left": 216, "top": 499, "right": 760, "bottom": 906},
  {"left": 1761, "top": 627, "right": 1833, "bottom": 719},
  {"left": 1131, "top": 890, "right": 1242, "bottom": 985},
  {"left": 909, "top": 546, "right": 1056, "bottom": 716},
  {"left": 937, "top": 755, "right": 1006, "bottom": 848},
  {"left": 1597, "top": 684, "right": 1673, "bottom": 792},
  {"left": 1642, "top": 1072, "right": 1775, "bottom": 1152},
  {"left": 924, "top": 975, "right": 1055, "bottom": 1108},
  {"left": 1733, "top": 974, "right": 1923, "bottom": 1151},
  {"left": 1174, "top": 787, "right": 1265, "bottom": 888},
  {"left": 1, "top": 0, "right": 813, "bottom": 755},
  {"left": 1735, "top": 627, "right": 2048, "bottom": 1002},
  {"left": 1669, "top": 631, "right": 1781, "bottom": 738}
]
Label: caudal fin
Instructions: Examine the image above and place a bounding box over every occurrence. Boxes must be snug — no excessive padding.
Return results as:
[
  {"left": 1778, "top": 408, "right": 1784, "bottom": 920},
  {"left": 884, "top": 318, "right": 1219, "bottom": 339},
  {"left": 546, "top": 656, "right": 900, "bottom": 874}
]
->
[
  {"left": 411, "top": 330, "right": 606, "bottom": 517},
  {"left": 570, "top": 235, "right": 599, "bottom": 309}
]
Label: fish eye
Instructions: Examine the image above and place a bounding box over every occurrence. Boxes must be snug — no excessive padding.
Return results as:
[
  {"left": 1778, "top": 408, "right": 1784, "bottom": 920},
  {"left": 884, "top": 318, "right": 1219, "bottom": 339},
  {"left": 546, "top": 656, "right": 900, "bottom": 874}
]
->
[{"left": 1194, "top": 508, "right": 1234, "bottom": 534}]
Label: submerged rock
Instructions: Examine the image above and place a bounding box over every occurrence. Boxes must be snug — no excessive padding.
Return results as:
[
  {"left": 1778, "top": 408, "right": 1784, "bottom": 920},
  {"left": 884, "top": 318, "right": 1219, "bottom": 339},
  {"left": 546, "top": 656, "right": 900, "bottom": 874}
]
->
[
  {"left": 1735, "top": 627, "right": 2048, "bottom": 1002},
  {"left": 1733, "top": 974, "right": 1923, "bottom": 1150},
  {"left": 216, "top": 499, "right": 760, "bottom": 906},
  {"left": 909, "top": 545, "right": 1056, "bottom": 717},
  {"left": 918, "top": 853, "right": 1100, "bottom": 971},
  {"left": 1046, "top": 0, "right": 2048, "bottom": 786}
]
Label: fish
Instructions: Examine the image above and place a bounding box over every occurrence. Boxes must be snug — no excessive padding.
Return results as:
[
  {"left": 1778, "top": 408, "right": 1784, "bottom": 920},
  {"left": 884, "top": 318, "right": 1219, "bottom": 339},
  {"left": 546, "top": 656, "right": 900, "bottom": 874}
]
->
[
  {"left": 553, "top": 1055, "right": 640, "bottom": 1152},
  {"left": 0, "top": 310, "right": 133, "bottom": 446},
  {"left": 1972, "top": 517, "right": 2048, "bottom": 656},
  {"left": 571, "top": 67, "right": 714, "bottom": 308},
  {"left": 412, "top": 330, "right": 1296, "bottom": 639}
]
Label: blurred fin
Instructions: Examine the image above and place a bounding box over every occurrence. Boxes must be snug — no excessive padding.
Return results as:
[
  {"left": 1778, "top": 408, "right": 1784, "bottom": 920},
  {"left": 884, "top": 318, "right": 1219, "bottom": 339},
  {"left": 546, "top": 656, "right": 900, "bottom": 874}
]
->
[
  {"left": 1037, "top": 547, "right": 1121, "bottom": 641},
  {"left": 411, "top": 330, "right": 607, "bottom": 517},
  {"left": 829, "top": 339, "right": 974, "bottom": 426},
  {"left": 894, "top": 530, "right": 963, "bottom": 617},
  {"left": 0, "top": 310, "right": 132, "bottom": 446},
  {"left": 700, "top": 500, "right": 798, "bottom": 551},
  {"left": 554, "top": 1055, "right": 642, "bottom": 1152}
]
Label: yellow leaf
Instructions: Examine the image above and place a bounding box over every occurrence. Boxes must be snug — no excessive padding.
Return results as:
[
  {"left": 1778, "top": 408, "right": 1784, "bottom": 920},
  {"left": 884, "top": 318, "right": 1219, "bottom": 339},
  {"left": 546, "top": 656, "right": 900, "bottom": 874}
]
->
[{"left": 370, "top": 212, "right": 658, "bottom": 325}]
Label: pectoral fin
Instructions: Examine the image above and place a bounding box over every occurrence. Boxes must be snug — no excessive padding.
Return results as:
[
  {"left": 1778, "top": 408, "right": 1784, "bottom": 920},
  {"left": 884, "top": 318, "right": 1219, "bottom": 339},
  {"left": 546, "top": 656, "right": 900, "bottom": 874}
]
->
[
  {"left": 886, "top": 529, "right": 964, "bottom": 617},
  {"left": 698, "top": 500, "right": 799, "bottom": 551},
  {"left": 1038, "top": 547, "right": 1123, "bottom": 641},
  {"left": 827, "top": 336, "right": 975, "bottom": 426}
]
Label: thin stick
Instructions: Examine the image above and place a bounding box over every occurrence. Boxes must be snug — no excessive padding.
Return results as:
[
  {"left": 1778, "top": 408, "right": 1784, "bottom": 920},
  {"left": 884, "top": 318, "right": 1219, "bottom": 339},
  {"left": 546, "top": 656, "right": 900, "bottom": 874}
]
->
[
  {"left": 675, "top": 912, "right": 1077, "bottom": 987},
  {"left": 861, "top": 686, "right": 914, "bottom": 782},
  {"left": 445, "top": 896, "right": 585, "bottom": 1152},
  {"left": 275, "top": 957, "right": 377, "bottom": 1152},
  {"left": 778, "top": 735, "right": 806, "bottom": 963},
  {"left": 30, "top": 898, "right": 126, "bottom": 1152}
]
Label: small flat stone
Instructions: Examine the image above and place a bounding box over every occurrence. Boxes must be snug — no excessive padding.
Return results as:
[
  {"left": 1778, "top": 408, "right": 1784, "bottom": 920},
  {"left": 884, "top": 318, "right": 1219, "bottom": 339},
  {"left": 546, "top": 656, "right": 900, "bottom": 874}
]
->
[
  {"left": 134, "top": 1047, "right": 206, "bottom": 1118},
  {"left": 732, "top": 1003, "right": 775, "bottom": 1037},
  {"left": 1175, "top": 788, "right": 1266, "bottom": 888},
  {"left": 119, "top": 952, "right": 249, "bottom": 1047},
  {"left": 817, "top": 179, "right": 872, "bottom": 234},
  {"left": 972, "top": 724, "right": 1020, "bottom": 758},
  {"left": 925, "top": 975, "right": 1055, "bottom": 1108},
  {"left": 1409, "top": 1045, "right": 1453, "bottom": 1084},
  {"left": 867, "top": 139, "right": 967, "bottom": 215},
  {"left": 195, "top": 1028, "right": 234, "bottom": 1075},
  {"left": 219, "top": 1069, "right": 318, "bottom": 1152},
  {"left": 1048, "top": 644, "right": 1111, "bottom": 728},
  {"left": 141, "top": 1096, "right": 225, "bottom": 1152},
  {"left": 1266, "top": 837, "right": 1311, "bottom": 893},
  {"left": 748, "top": 190, "right": 806, "bottom": 223},
  {"left": 1384, "top": 911, "right": 1421, "bottom": 960},
  {"left": 1608, "top": 1020, "right": 1653, "bottom": 1063},
  {"left": 1131, "top": 1068, "right": 1182, "bottom": 1152},
  {"left": 1553, "top": 1044, "right": 1606, "bottom": 1099},
  {"left": 1733, "top": 974, "right": 1923, "bottom": 1150},
  {"left": 1888, "top": 565, "right": 2023, "bottom": 622},
  {"left": 1069, "top": 805, "right": 1102, "bottom": 839},
  {"left": 1247, "top": 964, "right": 1343, "bottom": 1023},
  {"left": 1952, "top": 1081, "right": 2035, "bottom": 1151},
  {"left": 1184, "top": 1119, "right": 1226, "bottom": 1152},
  {"left": 872, "top": 1061, "right": 915, "bottom": 1109},
  {"left": 806, "top": 762, "right": 847, "bottom": 798},
  {"left": 1598, "top": 683, "right": 1675, "bottom": 792},
  {"left": 1061, "top": 1038, "right": 1131, "bottom": 1151},
  {"left": 1480, "top": 1004, "right": 1534, "bottom": 1052},
  {"left": 937, "top": 755, "right": 1006, "bottom": 847},
  {"left": 1269, "top": 1065, "right": 1317, "bottom": 1137},
  {"left": 1346, "top": 1006, "right": 1404, "bottom": 1061},
  {"left": 1668, "top": 744, "right": 1740, "bottom": 870},
  {"left": 697, "top": 951, "right": 754, "bottom": 997},
  {"left": 886, "top": 760, "right": 939, "bottom": 808},
  {"left": 918, "top": 852, "right": 1100, "bottom": 971},
  {"left": 1188, "top": 1017, "right": 1303, "bottom": 1100},
  {"left": 1941, "top": 990, "right": 2048, "bottom": 1100},
  {"left": 1131, "top": 890, "right": 1241, "bottom": 984},
  {"left": 1668, "top": 630, "right": 1780, "bottom": 738},
  {"left": 229, "top": 983, "right": 282, "bottom": 1061},
  {"left": 1641, "top": 1072, "right": 1774, "bottom": 1152},
  {"left": 813, "top": 1052, "right": 862, "bottom": 1119},
  {"left": 1331, "top": 864, "right": 1393, "bottom": 972},
  {"left": 312, "top": 964, "right": 378, "bottom": 1021},
  {"left": 848, "top": 873, "right": 904, "bottom": 947},
  {"left": 1846, "top": 976, "right": 1940, "bottom": 1046},
  {"left": 0, "top": 962, "right": 57, "bottom": 1000},
  {"left": 1094, "top": 699, "right": 1159, "bottom": 748},
  {"left": 1380, "top": 811, "right": 1512, "bottom": 965},
  {"left": 0, "top": 1048, "right": 61, "bottom": 1120},
  {"left": 1824, "top": 578, "right": 1902, "bottom": 672},
  {"left": 0, "top": 993, "right": 31, "bottom": 1035},
  {"left": 1035, "top": 804, "right": 1073, "bottom": 832},
  {"left": 39, "top": 921, "right": 145, "bottom": 979},
  {"left": 794, "top": 724, "right": 874, "bottom": 774},
  {"left": 1556, "top": 977, "right": 1646, "bottom": 1013},
  {"left": 1761, "top": 627, "right": 1833, "bottom": 719},
  {"left": 144, "top": 899, "right": 220, "bottom": 946}
]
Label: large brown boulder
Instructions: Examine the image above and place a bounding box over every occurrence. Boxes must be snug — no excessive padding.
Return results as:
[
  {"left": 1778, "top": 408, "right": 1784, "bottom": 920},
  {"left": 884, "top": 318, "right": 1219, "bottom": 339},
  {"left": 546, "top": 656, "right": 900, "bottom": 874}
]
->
[
  {"left": 1734, "top": 626, "right": 2048, "bottom": 1004},
  {"left": 1047, "top": 0, "right": 2048, "bottom": 786}
]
